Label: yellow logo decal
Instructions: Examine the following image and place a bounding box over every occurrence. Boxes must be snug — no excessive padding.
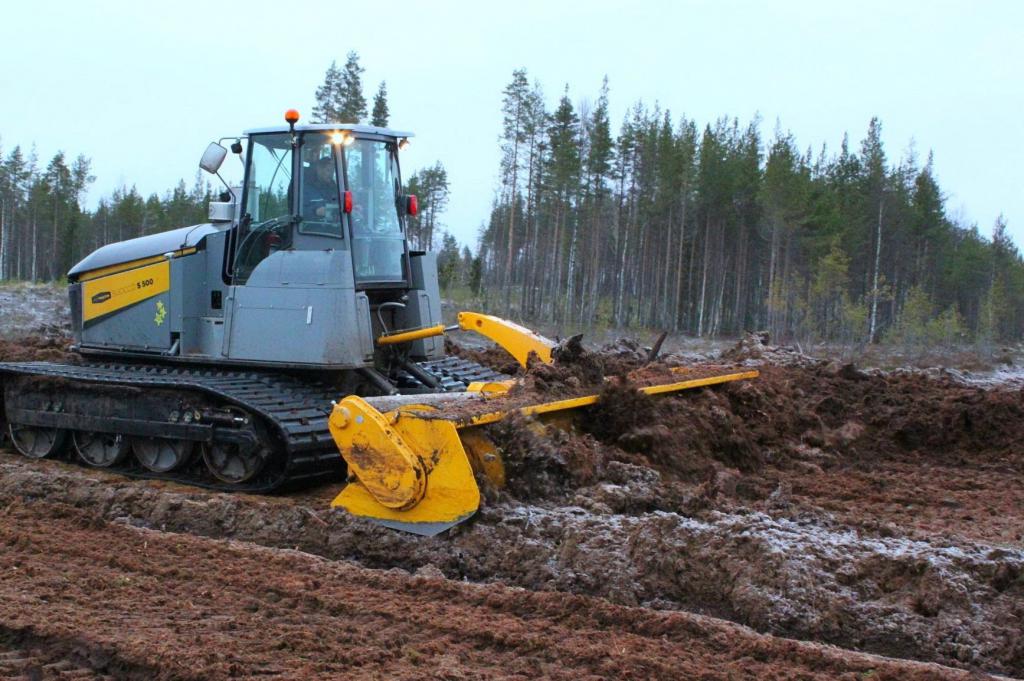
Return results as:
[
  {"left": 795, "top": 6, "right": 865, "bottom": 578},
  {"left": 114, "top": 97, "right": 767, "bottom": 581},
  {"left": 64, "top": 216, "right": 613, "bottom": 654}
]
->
[
  {"left": 154, "top": 300, "right": 167, "bottom": 326},
  {"left": 81, "top": 260, "right": 170, "bottom": 323}
]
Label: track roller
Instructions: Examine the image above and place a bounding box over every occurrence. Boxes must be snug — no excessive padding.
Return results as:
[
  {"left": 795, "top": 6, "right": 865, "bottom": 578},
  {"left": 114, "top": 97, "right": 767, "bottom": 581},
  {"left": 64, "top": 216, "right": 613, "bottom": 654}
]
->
[
  {"left": 202, "top": 442, "right": 266, "bottom": 485},
  {"left": 130, "top": 437, "right": 194, "bottom": 473},
  {"left": 73, "top": 431, "right": 129, "bottom": 468},
  {"left": 8, "top": 424, "right": 68, "bottom": 459}
]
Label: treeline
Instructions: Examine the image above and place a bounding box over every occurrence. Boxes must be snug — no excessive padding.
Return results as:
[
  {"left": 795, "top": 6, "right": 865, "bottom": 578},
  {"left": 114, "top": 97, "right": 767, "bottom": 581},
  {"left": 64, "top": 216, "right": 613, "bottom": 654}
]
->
[
  {"left": 6, "top": 61, "right": 1022, "bottom": 347},
  {"left": 480, "top": 69, "right": 1024, "bottom": 344},
  {"left": 0, "top": 139, "right": 216, "bottom": 280}
]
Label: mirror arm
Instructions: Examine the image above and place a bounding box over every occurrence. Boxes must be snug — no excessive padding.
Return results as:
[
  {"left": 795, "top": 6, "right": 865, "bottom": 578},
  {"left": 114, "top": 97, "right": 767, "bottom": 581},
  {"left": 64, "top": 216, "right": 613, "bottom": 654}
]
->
[{"left": 213, "top": 171, "right": 236, "bottom": 203}]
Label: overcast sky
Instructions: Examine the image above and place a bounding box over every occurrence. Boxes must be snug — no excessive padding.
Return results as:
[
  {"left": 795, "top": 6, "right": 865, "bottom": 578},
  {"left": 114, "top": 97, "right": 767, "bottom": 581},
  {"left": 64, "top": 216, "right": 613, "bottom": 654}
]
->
[{"left": 1, "top": 0, "right": 1021, "bottom": 249}]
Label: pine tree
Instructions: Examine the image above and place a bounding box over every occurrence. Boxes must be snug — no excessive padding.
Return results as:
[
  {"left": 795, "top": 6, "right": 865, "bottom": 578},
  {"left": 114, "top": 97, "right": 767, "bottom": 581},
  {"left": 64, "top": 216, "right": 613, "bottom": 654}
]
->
[
  {"left": 437, "top": 232, "right": 461, "bottom": 290},
  {"left": 338, "top": 51, "right": 367, "bottom": 123},
  {"left": 371, "top": 81, "right": 389, "bottom": 127},
  {"left": 497, "top": 68, "right": 531, "bottom": 310},
  {"left": 312, "top": 61, "right": 343, "bottom": 123},
  {"left": 543, "top": 87, "right": 581, "bottom": 321},
  {"left": 311, "top": 53, "right": 367, "bottom": 123},
  {"left": 859, "top": 117, "right": 888, "bottom": 341},
  {"left": 418, "top": 162, "right": 450, "bottom": 251}
]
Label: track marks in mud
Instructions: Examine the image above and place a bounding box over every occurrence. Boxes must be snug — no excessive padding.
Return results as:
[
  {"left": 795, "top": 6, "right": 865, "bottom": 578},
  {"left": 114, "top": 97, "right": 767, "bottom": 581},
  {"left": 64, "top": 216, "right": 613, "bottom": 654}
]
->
[
  {"left": 0, "top": 497, "right": 987, "bottom": 680},
  {"left": 0, "top": 631, "right": 147, "bottom": 680},
  {"left": 1, "top": 456, "right": 1021, "bottom": 676}
]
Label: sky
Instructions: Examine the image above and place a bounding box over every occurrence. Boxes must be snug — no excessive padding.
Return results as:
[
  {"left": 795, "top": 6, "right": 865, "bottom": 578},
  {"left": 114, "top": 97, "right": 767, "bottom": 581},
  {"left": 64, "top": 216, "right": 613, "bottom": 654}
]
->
[{"left": 1, "top": 0, "right": 1021, "bottom": 250}]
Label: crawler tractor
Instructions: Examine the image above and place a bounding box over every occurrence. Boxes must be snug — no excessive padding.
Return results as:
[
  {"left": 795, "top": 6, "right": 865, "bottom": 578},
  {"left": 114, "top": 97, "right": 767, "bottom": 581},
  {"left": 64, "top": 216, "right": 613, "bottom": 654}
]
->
[{"left": 0, "top": 111, "right": 756, "bottom": 534}]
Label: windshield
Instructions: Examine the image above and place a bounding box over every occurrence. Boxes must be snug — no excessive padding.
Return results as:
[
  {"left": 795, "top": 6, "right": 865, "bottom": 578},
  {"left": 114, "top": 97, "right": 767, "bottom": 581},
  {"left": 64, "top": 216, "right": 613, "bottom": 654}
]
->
[{"left": 347, "top": 139, "right": 406, "bottom": 283}]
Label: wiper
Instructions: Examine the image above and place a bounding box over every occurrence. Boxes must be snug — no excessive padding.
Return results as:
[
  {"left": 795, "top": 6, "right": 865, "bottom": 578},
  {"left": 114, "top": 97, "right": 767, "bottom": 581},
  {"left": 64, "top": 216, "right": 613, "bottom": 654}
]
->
[{"left": 250, "top": 214, "right": 298, "bottom": 231}]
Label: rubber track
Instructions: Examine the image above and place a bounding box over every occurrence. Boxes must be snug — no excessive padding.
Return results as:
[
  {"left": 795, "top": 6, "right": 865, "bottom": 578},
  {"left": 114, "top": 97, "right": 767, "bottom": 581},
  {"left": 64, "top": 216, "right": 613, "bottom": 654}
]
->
[{"left": 0, "top": 357, "right": 506, "bottom": 492}]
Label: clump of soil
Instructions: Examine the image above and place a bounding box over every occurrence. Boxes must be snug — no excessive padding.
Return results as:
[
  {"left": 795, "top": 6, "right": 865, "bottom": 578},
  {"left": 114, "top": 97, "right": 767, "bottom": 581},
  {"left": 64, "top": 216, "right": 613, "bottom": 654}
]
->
[
  {"left": 445, "top": 337, "right": 522, "bottom": 375},
  {"left": 486, "top": 411, "right": 607, "bottom": 500},
  {"left": 448, "top": 333, "right": 655, "bottom": 396},
  {"left": 516, "top": 334, "right": 654, "bottom": 398},
  {"left": 577, "top": 377, "right": 763, "bottom": 485},
  {"left": 0, "top": 335, "right": 76, "bottom": 363}
]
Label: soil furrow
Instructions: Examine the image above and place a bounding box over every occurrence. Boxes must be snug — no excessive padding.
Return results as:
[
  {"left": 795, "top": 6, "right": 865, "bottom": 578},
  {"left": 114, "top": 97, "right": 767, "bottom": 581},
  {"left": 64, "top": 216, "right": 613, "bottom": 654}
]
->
[
  {"left": 0, "top": 497, "right": 989, "bottom": 680},
  {"left": 0, "top": 455, "right": 1021, "bottom": 675}
]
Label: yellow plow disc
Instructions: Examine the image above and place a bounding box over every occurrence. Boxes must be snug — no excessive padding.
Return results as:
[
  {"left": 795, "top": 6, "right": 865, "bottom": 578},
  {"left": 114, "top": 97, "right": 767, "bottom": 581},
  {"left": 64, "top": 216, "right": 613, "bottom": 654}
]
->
[{"left": 328, "top": 367, "right": 759, "bottom": 535}]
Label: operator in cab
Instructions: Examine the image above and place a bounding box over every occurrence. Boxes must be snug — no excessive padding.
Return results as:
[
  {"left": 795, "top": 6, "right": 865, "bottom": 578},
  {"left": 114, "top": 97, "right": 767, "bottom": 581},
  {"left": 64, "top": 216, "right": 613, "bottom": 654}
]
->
[{"left": 302, "top": 155, "right": 340, "bottom": 224}]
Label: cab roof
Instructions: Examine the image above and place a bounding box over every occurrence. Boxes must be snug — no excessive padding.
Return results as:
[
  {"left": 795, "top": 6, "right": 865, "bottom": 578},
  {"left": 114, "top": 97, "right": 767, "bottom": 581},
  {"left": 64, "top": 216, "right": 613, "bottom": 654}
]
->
[{"left": 243, "top": 123, "right": 414, "bottom": 138}]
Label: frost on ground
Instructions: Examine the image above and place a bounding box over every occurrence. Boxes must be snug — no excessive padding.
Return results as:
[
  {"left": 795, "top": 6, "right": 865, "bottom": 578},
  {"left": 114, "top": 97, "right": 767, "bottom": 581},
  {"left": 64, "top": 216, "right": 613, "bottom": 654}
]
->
[{"left": 0, "top": 282, "right": 68, "bottom": 339}]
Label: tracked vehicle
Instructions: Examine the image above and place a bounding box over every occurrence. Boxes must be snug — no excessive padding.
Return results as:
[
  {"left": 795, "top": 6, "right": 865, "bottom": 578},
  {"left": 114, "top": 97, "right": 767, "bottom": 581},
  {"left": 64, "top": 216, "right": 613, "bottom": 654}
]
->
[{"left": 0, "top": 111, "right": 757, "bottom": 534}]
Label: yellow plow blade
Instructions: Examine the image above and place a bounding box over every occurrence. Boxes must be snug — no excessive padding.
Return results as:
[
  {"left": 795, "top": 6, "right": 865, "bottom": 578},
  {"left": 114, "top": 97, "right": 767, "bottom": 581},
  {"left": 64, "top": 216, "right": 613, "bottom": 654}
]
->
[{"left": 328, "top": 368, "right": 759, "bottom": 535}]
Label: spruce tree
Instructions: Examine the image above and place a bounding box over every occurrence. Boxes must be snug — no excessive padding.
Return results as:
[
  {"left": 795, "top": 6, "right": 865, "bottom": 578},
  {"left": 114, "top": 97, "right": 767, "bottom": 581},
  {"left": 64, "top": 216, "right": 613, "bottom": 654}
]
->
[
  {"left": 337, "top": 51, "right": 367, "bottom": 123},
  {"left": 371, "top": 81, "right": 389, "bottom": 127},
  {"left": 312, "top": 61, "right": 343, "bottom": 123},
  {"left": 585, "top": 77, "right": 613, "bottom": 195}
]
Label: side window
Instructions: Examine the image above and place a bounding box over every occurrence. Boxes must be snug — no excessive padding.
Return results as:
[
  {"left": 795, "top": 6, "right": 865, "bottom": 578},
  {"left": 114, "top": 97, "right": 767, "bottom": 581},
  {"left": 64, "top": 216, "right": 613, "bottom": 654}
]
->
[
  {"left": 347, "top": 140, "right": 401, "bottom": 237},
  {"left": 234, "top": 134, "right": 293, "bottom": 284},
  {"left": 346, "top": 140, "right": 406, "bottom": 284},
  {"left": 245, "top": 134, "right": 292, "bottom": 222}
]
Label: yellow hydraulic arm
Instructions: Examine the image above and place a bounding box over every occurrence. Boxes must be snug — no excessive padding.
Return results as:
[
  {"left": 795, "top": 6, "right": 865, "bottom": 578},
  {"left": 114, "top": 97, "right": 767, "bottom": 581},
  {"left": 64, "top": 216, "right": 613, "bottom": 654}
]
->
[
  {"left": 374, "top": 311, "right": 555, "bottom": 368},
  {"left": 453, "top": 312, "right": 555, "bottom": 367}
]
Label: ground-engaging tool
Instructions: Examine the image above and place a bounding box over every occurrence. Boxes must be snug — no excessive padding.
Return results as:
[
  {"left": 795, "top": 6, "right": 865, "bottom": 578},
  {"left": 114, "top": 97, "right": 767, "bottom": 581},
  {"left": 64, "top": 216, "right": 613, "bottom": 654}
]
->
[{"left": 0, "top": 112, "right": 757, "bottom": 534}]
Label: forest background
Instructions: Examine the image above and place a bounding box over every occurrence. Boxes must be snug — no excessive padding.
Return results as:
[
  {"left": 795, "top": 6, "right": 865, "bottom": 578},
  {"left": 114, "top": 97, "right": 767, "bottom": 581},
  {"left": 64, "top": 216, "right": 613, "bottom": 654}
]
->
[{"left": 1, "top": 52, "right": 1020, "bottom": 350}]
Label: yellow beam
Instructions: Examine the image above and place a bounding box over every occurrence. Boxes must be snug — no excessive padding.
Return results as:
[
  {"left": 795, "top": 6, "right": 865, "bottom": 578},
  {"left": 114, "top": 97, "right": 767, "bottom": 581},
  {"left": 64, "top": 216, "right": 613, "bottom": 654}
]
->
[
  {"left": 461, "top": 370, "right": 760, "bottom": 428},
  {"left": 377, "top": 323, "right": 446, "bottom": 346},
  {"left": 457, "top": 311, "right": 555, "bottom": 367}
]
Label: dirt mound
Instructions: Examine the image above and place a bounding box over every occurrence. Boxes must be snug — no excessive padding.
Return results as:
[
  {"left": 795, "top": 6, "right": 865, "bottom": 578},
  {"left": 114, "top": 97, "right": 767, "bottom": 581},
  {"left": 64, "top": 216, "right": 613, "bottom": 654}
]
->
[
  {"left": 486, "top": 412, "right": 610, "bottom": 500},
  {"left": 720, "top": 330, "right": 813, "bottom": 365},
  {"left": 0, "top": 335, "right": 76, "bottom": 363},
  {"left": 570, "top": 360, "right": 1024, "bottom": 496},
  {"left": 727, "top": 363, "right": 1024, "bottom": 469},
  {"left": 584, "top": 378, "right": 764, "bottom": 477},
  {"left": 456, "top": 340, "right": 1024, "bottom": 512}
]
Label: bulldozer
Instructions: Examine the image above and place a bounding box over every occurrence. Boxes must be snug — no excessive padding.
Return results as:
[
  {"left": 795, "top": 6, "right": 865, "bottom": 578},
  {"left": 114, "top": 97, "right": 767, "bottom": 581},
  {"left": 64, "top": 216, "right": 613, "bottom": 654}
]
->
[{"left": 0, "top": 111, "right": 757, "bottom": 535}]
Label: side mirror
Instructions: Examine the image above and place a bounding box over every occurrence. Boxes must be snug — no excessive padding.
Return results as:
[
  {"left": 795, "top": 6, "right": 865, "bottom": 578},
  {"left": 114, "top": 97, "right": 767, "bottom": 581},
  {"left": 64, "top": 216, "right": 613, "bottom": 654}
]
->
[{"left": 199, "top": 142, "right": 228, "bottom": 174}]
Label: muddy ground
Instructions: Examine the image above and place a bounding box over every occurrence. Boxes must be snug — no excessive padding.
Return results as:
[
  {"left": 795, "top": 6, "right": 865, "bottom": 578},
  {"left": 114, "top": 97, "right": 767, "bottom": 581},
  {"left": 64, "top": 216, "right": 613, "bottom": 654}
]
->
[{"left": 0, "top": 320, "right": 1022, "bottom": 678}]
